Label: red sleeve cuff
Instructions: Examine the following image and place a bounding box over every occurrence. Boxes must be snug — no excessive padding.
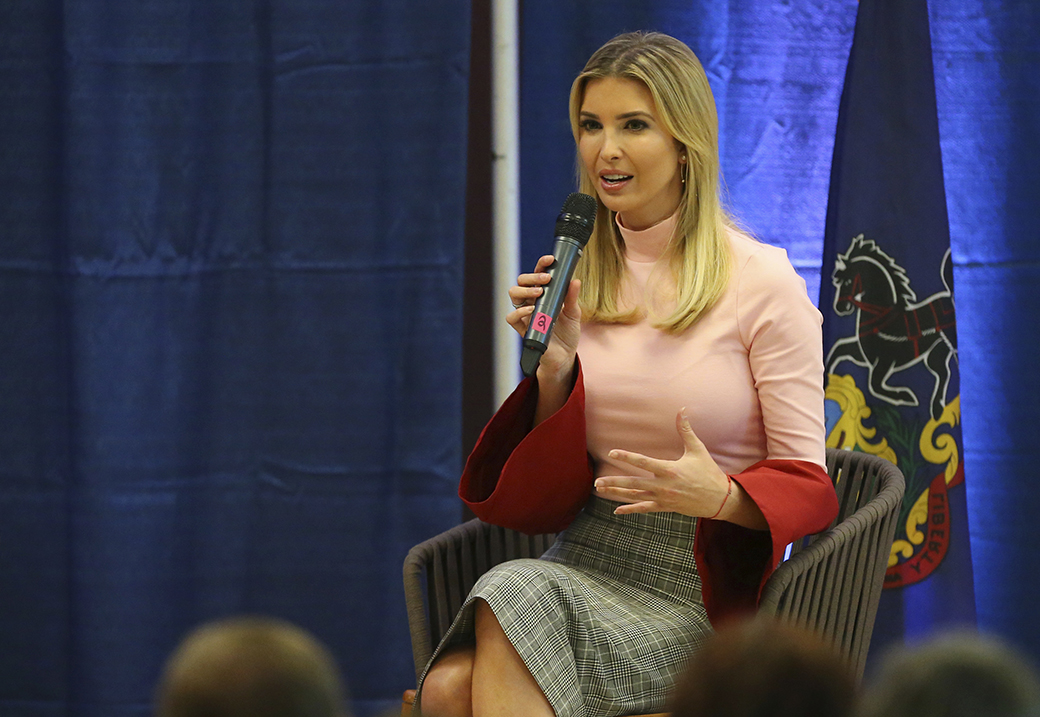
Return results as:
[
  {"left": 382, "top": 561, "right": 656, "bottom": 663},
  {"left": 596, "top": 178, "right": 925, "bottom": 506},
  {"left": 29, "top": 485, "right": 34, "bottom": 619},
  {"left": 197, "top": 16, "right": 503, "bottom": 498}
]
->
[
  {"left": 459, "top": 360, "right": 593, "bottom": 535},
  {"left": 695, "top": 459, "right": 837, "bottom": 625}
]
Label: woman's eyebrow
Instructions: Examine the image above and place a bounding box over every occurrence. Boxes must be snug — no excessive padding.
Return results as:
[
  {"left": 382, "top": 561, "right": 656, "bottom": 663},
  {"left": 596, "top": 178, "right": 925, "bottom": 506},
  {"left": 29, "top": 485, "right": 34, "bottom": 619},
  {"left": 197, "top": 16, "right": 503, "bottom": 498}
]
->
[
  {"left": 579, "top": 110, "right": 654, "bottom": 121},
  {"left": 580, "top": 110, "right": 653, "bottom": 120}
]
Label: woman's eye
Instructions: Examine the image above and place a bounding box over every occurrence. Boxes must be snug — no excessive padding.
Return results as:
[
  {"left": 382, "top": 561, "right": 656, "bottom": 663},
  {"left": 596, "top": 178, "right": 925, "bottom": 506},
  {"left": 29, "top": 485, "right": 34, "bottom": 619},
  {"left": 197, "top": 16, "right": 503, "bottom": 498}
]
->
[
  {"left": 580, "top": 119, "right": 602, "bottom": 131},
  {"left": 625, "top": 119, "right": 648, "bottom": 131}
]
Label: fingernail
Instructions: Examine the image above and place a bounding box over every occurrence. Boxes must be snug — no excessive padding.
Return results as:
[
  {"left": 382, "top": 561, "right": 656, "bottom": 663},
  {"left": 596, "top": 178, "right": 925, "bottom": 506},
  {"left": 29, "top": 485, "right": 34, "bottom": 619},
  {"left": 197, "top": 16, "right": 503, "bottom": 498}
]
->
[
  {"left": 609, "top": 450, "right": 619, "bottom": 459},
  {"left": 681, "top": 407, "right": 690, "bottom": 425}
]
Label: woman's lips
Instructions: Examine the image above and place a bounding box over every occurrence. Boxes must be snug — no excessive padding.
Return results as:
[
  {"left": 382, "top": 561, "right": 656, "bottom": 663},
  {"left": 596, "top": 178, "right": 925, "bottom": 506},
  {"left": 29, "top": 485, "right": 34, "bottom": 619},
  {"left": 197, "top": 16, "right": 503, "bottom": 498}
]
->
[{"left": 599, "top": 173, "right": 633, "bottom": 192}]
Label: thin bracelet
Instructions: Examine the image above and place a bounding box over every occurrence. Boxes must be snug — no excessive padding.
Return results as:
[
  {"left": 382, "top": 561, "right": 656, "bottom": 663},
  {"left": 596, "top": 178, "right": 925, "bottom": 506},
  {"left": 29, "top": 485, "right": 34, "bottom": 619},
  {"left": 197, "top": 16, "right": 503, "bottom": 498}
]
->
[{"left": 708, "top": 475, "right": 733, "bottom": 520}]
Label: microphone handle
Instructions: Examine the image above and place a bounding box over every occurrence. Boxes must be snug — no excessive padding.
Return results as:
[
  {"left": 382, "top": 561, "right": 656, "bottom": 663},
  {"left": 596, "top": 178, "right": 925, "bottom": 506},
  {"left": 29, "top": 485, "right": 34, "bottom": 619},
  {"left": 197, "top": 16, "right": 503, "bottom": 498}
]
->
[{"left": 520, "top": 236, "right": 584, "bottom": 377}]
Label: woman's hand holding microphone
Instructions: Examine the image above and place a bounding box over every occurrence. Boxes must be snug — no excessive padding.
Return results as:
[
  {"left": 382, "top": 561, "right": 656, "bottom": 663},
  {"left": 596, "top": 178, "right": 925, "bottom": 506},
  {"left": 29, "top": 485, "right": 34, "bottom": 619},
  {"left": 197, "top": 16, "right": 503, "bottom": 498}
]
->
[{"left": 507, "top": 254, "right": 582, "bottom": 424}]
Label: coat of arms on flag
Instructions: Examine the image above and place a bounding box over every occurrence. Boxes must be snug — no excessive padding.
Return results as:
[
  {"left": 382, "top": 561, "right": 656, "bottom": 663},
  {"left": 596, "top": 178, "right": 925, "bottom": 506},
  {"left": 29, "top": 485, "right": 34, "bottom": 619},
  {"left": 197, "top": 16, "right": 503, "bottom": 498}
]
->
[{"left": 823, "top": 236, "right": 961, "bottom": 588}]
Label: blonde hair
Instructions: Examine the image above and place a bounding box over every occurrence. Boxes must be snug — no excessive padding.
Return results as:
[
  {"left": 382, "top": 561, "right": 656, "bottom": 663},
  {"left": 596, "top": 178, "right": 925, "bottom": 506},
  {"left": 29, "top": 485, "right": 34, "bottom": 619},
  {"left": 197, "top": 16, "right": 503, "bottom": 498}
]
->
[{"left": 569, "top": 31, "right": 738, "bottom": 332}]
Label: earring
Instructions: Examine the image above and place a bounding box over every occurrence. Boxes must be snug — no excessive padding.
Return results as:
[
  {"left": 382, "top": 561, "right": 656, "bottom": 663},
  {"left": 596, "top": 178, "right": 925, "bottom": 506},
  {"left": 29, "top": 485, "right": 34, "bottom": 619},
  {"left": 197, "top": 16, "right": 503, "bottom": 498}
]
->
[{"left": 680, "top": 157, "right": 687, "bottom": 184}]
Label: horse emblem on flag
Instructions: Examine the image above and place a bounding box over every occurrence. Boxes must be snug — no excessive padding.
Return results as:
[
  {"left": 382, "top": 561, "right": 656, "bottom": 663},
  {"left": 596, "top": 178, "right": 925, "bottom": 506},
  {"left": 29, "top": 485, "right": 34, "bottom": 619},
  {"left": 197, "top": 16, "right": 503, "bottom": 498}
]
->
[{"left": 824, "top": 234, "right": 963, "bottom": 588}]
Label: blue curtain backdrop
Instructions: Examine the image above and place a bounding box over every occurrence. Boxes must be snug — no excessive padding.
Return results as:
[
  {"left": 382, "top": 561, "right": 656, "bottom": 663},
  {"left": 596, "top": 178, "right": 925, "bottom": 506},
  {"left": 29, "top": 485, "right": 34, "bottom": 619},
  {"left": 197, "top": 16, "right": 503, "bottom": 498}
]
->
[
  {"left": 0, "top": 2, "right": 469, "bottom": 716},
  {"left": 520, "top": 0, "right": 1040, "bottom": 666},
  {"left": 2, "top": 1, "right": 1038, "bottom": 715}
]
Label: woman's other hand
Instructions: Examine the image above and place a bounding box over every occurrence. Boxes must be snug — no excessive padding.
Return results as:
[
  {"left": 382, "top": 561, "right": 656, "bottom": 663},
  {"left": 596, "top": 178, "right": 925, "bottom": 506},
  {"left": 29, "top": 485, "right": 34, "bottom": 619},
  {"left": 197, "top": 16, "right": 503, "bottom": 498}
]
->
[{"left": 594, "top": 409, "right": 767, "bottom": 529}]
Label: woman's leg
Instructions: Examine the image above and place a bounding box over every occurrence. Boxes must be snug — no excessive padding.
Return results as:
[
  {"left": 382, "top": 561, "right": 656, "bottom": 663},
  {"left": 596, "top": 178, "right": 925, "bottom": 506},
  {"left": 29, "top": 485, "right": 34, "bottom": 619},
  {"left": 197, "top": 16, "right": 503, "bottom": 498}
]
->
[
  {"left": 472, "top": 599, "right": 555, "bottom": 717},
  {"left": 421, "top": 645, "right": 475, "bottom": 717}
]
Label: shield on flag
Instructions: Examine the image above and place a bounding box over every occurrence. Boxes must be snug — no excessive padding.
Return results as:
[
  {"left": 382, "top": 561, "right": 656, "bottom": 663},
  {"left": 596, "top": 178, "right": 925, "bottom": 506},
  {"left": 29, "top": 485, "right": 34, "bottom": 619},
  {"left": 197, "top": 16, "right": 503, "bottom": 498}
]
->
[{"left": 824, "top": 237, "right": 961, "bottom": 588}]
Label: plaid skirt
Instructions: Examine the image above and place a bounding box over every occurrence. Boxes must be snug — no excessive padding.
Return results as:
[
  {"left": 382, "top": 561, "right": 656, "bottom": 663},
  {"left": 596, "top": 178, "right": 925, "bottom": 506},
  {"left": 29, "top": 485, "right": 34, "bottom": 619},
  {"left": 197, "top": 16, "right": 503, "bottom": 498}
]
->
[{"left": 415, "top": 496, "right": 713, "bottom": 717}]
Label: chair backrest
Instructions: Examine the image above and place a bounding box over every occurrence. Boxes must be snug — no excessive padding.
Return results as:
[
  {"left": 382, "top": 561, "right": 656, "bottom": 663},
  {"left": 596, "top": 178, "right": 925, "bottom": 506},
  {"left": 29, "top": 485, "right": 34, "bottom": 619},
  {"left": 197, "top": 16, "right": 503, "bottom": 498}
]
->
[
  {"left": 403, "top": 448, "right": 903, "bottom": 682},
  {"left": 758, "top": 449, "right": 905, "bottom": 679}
]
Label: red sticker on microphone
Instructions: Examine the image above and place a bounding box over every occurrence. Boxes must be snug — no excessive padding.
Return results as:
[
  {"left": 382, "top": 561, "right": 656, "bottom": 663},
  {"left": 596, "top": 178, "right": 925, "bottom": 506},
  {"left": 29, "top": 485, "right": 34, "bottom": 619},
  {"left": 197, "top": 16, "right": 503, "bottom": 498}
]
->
[{"left": 533, "top": 312, "right": 553, "bottom": 334}]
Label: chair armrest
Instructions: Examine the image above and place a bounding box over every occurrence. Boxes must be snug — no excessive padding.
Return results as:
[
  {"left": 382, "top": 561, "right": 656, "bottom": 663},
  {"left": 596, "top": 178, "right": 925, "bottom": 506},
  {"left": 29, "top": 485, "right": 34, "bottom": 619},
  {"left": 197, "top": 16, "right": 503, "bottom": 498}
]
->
[{"left": 759, "top": 460, "right": 903, "bottom": 678}]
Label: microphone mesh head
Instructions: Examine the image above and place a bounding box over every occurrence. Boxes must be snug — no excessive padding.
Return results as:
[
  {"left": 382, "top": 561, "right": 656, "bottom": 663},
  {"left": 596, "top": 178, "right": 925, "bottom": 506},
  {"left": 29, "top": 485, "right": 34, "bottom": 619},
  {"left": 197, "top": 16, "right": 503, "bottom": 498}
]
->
[{"left": 555, "top": 193, "right": 597, "bottom": 245}]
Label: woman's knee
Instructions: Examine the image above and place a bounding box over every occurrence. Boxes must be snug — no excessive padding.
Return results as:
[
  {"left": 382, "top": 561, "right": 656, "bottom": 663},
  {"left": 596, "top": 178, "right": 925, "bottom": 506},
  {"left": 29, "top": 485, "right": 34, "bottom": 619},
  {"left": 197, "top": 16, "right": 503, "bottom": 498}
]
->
[
  {"left": 421, "top": 646, "right": 475, "bottom": 717},
  {"left": 474, "top": 599, "right": 507, "bottom": 643}
]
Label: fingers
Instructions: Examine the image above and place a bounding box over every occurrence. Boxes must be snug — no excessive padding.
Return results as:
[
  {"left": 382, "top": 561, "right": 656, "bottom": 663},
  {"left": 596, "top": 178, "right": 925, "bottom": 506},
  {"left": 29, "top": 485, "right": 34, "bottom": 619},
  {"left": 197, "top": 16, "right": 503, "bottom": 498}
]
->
[
  {"left": 506, "top": 256, "right": 582, "bottom": 340},
  {"left": 608, "top": 448, "right": 669, "bottom": 475},
  {"left": 506, "top": 303, "right": 536, "bottom": 336},
  {"left": 600, "top": 412, "right": 726, "bottom": 519},
  {"left": 508, "top": 255, "right": 555, "bottom": 309},
  {"left": 508, "top": 281, "right": 546, "bottom": 309},
  {"left": 595, "top": 475, "right": 651, "bottom": 493},
  {"left": 594, "top": 476, "right": 660, "bottom": 513},
  {"left": 506, "top": 255, "right": 554, "bottom": 333},
  {"left": 613, "top": 501, "right": 660, "bottom": 515},
  {"left": 560, "top": 279, "right": 582, "bottom": 320},
  {"left": 676, "top": 408, "right": 707, "bottom": 453},
  {"left": 532, "top": 254, "right": 556, "bottom": 272},
  {"left": 594, "top": 479, "right": 655, "bottom": 508}
]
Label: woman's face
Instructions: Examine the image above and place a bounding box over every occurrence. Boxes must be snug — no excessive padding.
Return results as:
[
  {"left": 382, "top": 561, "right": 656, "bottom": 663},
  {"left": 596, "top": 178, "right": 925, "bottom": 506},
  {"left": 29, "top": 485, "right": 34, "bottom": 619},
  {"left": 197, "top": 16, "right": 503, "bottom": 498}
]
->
[{"left": 578, "top": 76, "right": 685, "bottom": 231}]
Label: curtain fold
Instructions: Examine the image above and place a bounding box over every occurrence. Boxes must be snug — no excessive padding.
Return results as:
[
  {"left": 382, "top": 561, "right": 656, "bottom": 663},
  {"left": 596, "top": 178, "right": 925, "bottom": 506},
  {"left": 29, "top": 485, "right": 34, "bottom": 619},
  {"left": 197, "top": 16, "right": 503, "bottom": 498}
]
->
[{"left": 0, "top": 2, "right": 470, "bottom": 715}]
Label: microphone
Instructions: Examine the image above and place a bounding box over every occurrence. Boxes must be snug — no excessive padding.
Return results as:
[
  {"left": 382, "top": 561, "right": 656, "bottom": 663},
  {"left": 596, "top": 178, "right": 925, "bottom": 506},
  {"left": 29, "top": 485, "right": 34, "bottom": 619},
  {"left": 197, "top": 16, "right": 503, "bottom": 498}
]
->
[{"left": 520, "top": 192, "right": 597, "bottom": 377}]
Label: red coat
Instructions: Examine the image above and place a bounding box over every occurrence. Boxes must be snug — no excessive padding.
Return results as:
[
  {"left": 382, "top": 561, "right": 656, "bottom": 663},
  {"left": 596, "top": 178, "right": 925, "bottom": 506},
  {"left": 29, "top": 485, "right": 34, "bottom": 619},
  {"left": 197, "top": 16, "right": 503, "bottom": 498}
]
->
[{"left": 459, "top": 362, "right": 839, "bottom": 626}]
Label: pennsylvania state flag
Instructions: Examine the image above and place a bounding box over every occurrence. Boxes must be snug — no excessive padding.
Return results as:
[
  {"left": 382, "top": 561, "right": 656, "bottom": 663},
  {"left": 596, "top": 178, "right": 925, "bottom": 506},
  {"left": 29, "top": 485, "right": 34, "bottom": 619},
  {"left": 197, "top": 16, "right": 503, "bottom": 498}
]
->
[{"left": 820, "top": 0, "right": 976, "bottom": 655}]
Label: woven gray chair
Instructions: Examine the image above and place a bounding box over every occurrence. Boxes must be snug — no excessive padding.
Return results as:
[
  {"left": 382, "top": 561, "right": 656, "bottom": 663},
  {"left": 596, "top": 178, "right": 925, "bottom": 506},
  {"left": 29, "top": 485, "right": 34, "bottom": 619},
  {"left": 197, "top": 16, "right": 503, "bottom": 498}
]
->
[
  {"left": 757, "top": 448, "right": 905, "bottom": 678},
  {"left": 402, "top": 447, "right": 904, "bottom": 712}
]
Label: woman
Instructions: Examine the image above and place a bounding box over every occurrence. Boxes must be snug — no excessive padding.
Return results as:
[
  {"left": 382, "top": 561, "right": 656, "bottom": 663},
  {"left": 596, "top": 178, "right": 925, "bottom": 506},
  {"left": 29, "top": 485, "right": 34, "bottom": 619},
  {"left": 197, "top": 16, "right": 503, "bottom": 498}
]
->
[{"left": 418, "top": 31, "right": 837, "bottom": 717}]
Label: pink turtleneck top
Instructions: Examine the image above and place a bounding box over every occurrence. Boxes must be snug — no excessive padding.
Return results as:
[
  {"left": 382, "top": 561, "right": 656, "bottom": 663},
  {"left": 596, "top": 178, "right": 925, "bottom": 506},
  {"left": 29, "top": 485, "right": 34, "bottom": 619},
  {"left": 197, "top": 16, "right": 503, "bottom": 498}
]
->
[
  {"left": 580, "top": 212, "right": 826, "bottom": 479},
  {"left": 458, "top": 211, "right": 837, "bottom": 623}
]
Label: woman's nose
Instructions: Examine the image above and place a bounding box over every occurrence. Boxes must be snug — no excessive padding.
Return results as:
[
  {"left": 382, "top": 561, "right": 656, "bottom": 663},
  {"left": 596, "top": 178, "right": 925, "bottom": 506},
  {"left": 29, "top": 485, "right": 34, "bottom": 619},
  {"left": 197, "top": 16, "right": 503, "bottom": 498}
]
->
[{"left": 600, "top": 130, "right": 622, "bottom": 160}]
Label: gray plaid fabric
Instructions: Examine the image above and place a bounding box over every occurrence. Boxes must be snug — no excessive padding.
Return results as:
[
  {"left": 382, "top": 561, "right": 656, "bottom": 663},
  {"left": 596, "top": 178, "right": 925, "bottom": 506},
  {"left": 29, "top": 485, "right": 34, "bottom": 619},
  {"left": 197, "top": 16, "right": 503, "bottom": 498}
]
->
[{"left": 416, "top": 496, "right": 712, "bottom": 717}]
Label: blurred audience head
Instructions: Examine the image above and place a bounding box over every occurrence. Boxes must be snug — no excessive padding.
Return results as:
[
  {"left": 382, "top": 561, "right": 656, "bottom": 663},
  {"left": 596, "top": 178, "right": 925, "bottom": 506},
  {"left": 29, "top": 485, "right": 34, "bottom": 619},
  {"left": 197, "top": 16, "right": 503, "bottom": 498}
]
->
[
  {"left": 155, "top": 615, "right": 350, "bottom": 717},
  {"left": 669, "top": 616, "right": 857, "bottom": 717},
  {"left": 856, "top": 630, "right": 1040, "bottom": 717}
]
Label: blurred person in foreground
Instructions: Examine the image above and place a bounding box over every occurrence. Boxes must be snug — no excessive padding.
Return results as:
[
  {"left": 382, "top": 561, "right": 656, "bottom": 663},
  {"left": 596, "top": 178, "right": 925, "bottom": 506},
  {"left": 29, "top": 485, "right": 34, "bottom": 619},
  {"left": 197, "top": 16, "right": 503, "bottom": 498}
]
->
[
  {"left": 155, "top": 615, "right": 351, "bottom": 717},
  {"left": 856, "top": 630, "right": 1040, "bottom": 717},
  {"left": 668, "top": 617, "right": 857, "bottom": 717}
]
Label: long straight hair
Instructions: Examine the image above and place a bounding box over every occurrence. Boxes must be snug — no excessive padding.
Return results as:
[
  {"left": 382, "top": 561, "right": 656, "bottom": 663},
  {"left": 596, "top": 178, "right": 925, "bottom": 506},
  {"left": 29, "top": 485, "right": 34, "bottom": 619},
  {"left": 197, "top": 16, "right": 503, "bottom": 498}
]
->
[{"left": 569, "top": 32, "right": 739, "bottom": 333}]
